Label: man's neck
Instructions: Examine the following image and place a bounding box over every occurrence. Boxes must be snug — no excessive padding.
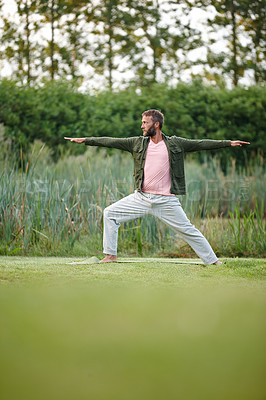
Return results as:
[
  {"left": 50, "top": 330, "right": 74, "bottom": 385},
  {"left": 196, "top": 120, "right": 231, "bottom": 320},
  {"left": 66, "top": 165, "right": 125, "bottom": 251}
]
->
[{"left": 150, "top": 130, "right": 163, "bottom": 144}]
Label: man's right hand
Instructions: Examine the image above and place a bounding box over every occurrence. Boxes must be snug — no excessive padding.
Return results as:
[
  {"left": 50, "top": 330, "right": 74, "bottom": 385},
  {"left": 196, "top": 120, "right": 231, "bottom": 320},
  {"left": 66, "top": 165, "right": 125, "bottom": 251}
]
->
[{"left": 64, "top": 137, "right": 85, "bottom": 143}]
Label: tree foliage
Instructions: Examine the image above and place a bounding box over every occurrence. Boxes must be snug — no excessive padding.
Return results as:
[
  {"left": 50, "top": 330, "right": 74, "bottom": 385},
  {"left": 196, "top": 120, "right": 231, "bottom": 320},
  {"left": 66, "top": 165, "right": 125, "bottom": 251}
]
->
[
  {"left": 0, "top": 0, "right": 264, "bottom": 88},
  {"left": 238, "top": 0, "right": 266, "bottom": 84},
  {"left": 0, "top": 0, "right": 40, "bottom": 84},
  {"left": 196, "top": 0, "right": 266, "bottom": 86}
]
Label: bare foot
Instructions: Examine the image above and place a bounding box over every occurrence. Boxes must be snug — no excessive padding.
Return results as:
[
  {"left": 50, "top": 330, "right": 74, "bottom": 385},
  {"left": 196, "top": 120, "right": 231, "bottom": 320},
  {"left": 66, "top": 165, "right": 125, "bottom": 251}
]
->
[
  {"left": 99, "top": 255, "right": 117, "bottom": 263},
  {"left": 213, "top": 260, "right": 222, "bottom": 265}
]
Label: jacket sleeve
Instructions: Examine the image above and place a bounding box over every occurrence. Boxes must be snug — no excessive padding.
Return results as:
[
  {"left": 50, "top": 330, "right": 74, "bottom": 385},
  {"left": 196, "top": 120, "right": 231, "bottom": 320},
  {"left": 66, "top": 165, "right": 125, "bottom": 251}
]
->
[
  {"left": 176, "top": 137, "right": 231, "bottom": 152},
  {"left": 84, "top": 137, "right": 134, "bottom": 152}
]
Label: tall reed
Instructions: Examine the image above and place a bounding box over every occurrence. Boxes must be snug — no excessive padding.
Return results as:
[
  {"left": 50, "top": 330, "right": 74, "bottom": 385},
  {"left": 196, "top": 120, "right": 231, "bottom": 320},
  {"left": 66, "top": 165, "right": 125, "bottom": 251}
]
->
[
  {"left": 0, "top": 141, "right": 265, "bottom": 256},
  {"left": 228, "top": 201, "right": 265, "bottom": 256}
]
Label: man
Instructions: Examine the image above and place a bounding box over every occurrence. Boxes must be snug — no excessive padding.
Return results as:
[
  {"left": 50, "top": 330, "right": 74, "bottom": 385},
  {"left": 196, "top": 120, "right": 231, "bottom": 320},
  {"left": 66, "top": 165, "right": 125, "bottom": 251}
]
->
[{"left": 65, "top": 109, "right": 250, "bottom": 264}]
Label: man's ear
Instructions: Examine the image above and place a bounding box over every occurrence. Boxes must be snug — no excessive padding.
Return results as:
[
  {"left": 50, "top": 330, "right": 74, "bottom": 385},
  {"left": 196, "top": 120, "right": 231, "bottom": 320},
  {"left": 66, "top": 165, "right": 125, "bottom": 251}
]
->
[{"left": 154, "top": 121, "right": 160, "bottom": 128}]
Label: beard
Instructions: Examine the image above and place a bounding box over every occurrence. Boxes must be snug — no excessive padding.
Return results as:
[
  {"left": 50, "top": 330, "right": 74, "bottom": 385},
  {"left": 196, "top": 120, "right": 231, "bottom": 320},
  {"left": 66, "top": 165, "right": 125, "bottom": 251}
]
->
[{"left": 145, "top": 123, "right": 156, "bottom": 137}]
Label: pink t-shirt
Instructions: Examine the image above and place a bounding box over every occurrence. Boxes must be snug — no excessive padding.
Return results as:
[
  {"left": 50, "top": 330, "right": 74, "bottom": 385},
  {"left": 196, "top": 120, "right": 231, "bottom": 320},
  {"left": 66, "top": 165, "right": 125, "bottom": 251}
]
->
[{"left": 142, "top": 139, "right": 174, "bottom": 196}]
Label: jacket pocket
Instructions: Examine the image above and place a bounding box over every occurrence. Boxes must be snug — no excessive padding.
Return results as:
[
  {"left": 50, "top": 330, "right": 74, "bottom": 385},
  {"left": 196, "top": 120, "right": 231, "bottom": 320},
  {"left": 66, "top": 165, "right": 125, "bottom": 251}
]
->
[
  {"left": 170, "top": 149, "right": 185, "bottom": 178},
  {"left": 133, "top": 149, "right": 144, "bottom": 168}
]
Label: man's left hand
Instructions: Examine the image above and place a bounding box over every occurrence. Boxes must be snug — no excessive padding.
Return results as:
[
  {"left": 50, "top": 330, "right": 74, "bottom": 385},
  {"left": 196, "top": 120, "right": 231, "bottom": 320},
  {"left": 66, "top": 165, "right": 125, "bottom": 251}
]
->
[{"left": 231, "top": 140, "right": 250, "bottom": 147}]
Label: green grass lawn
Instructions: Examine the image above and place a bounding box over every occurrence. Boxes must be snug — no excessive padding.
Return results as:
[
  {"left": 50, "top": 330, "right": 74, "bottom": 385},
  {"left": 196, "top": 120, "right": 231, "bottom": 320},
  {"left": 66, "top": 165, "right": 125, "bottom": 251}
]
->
[{"left": 0, "top": 256, "right": 265, "bottom": 400}]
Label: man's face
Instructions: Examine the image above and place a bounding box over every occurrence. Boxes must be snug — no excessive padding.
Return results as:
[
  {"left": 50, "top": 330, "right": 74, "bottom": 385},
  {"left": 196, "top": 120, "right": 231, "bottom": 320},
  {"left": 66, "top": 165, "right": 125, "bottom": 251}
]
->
[{"left": 141, "top": 115, "right": 156, "bottom": 137}]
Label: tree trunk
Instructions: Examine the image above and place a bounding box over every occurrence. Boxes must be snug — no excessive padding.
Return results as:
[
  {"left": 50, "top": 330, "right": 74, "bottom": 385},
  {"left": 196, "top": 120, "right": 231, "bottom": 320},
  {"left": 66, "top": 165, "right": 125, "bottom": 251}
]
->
[
  {"left": 231, "top": 2, "right": 238, "bottom": 86},
  {"left": 107, "top": 3, "right": 113, "bottom": 90},
  {"left": 254, "top": 23, "right": 261, "bottom": 84},
  {"left": 153, "top": 0, "right": 159, "bottom": 83},
  {"left": 25, "top": 1, "right": 31, "bottom": 84},
  {"left": 71, "top": 14, "right": 77, "bottom": 79},
  {"left": 51, "top": 0, "right": 55, "bottom": 80},
  {"left": 108, "top": 33, "right": 113, "bottom": 89}
]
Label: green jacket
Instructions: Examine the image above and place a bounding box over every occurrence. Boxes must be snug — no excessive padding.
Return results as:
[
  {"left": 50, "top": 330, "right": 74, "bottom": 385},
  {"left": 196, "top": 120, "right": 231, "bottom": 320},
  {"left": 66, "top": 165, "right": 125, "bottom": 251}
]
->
[{"left": 85, "top": 133, "right": 231, "bottom": 195}]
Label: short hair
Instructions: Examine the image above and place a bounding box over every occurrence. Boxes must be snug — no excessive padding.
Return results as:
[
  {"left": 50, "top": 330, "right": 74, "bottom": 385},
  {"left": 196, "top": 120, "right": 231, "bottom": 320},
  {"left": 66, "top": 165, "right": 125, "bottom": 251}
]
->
[{"left": 142, "top": 109, "right": 164, "bottom": 129}]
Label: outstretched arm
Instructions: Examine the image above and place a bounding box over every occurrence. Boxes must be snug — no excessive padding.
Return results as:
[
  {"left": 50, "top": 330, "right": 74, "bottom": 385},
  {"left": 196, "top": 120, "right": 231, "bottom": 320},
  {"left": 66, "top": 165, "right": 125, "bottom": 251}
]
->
[
  {"left": 64, "top": 137, "right": 85, "bottom": 143},
  {"left": 177, "top": 137, "right": 250, "bottom": 152},
  {"left": 64, "top": 136, "right": 135, "bottom": 152},
  {"left": 230, "top": 140, "right": 250, "bottom": 147}
]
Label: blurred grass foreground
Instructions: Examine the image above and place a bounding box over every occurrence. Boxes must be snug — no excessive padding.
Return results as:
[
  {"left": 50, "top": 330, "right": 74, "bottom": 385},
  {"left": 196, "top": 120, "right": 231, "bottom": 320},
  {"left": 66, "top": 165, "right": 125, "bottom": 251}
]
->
[
  {"left": 0, "top": 141, "right": 265, "bottom": 258},
  {"left": 0, "top": 256, "right": 265, "bottom": 400}
]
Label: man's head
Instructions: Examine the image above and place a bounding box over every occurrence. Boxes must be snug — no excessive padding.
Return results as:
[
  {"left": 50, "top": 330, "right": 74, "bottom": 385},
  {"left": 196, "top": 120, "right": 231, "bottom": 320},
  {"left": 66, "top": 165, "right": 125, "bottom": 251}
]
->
[{"left": 141, "top": 109, "right": 164, "bottom": 137}]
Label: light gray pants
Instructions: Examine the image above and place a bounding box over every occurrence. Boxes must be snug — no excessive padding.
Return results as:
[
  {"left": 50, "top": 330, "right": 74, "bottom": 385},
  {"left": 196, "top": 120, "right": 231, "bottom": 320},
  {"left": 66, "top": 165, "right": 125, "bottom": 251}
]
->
[{"left": 103, "top": 191, "right": 218, "bottom": 264}]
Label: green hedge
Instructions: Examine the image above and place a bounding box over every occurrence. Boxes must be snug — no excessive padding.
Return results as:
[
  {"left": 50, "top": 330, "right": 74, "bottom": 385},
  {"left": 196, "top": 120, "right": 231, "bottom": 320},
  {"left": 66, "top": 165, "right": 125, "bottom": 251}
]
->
[{"left": 0, "top": 79, "right": 265, "bottom": 164}]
